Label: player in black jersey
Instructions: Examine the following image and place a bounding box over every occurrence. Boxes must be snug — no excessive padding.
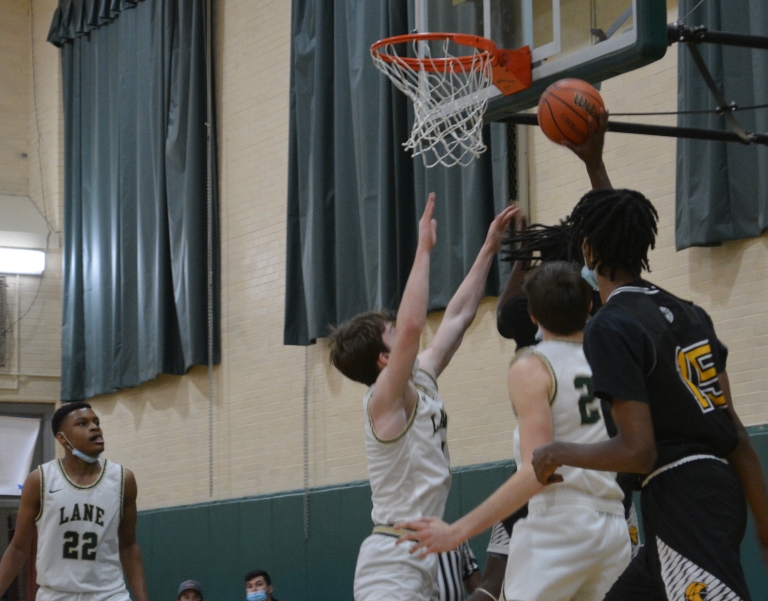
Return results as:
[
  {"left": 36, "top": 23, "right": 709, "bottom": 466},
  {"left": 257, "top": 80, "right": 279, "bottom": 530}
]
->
[{"left": 531, "top": 187, "right": 768, "bottom": 600}]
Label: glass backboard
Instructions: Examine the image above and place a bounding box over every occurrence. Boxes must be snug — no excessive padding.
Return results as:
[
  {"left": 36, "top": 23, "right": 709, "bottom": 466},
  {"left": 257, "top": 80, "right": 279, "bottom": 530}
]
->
[{"left": 415, "top": 0, "right": 668, "bottom": 121}]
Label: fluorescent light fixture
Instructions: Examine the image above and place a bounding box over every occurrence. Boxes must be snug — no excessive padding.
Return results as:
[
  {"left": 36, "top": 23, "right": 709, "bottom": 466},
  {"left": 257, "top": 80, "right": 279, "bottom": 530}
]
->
[{"left": 0, "top": 248, "right": 45, "bottom": 275}]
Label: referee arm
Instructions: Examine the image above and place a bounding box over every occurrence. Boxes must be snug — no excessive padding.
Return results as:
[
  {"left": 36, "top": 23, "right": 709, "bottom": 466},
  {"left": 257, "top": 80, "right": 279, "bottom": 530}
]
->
[
  {"left": 119, "top": 469, "right": 150, "bottom": 601},
  {"left": 0, "top": 470, "right": 40, "bottom": 597},
  {"left": 720, "top": 370, "right": 768, "bottom": 566}
]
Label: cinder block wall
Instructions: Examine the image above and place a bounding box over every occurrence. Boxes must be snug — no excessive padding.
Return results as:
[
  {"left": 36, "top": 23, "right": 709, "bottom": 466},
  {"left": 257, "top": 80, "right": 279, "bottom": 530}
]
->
[
  {"left": 0, "top": 0, "right": 63, "bottom": 405},
  {"left": 3, "top": 1, "right": 767, "bottom": 510}
]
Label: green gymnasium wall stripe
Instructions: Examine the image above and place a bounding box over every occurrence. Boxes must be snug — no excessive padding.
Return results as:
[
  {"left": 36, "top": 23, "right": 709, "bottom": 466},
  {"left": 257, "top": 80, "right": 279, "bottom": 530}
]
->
[{"left": 137, "top": 427, "right": 768, "bottom": 601}]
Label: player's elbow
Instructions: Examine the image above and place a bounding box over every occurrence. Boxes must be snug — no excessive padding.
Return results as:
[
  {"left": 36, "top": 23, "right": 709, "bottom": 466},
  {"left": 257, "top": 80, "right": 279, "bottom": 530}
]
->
[
  {"left": 496, "top": 316, "right": 514, "bottom": 339},
  {"left": 629, "top": 440, "right": 657, "bottom": 474},
  {"left": 398, "top": 316, "right": 425, "bottom": 340}
]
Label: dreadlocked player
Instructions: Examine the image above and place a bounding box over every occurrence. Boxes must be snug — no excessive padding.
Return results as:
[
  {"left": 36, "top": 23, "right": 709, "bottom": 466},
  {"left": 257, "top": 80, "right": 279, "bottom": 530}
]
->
[{"left": 532, "top": 188, "right": 768, "bottom": 601}]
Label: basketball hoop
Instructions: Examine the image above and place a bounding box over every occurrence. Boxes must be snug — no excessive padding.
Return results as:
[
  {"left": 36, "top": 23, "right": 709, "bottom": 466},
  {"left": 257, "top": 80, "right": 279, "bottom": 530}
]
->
[{"left": 371, "top": 33, "right": 531, "bottom": 167}]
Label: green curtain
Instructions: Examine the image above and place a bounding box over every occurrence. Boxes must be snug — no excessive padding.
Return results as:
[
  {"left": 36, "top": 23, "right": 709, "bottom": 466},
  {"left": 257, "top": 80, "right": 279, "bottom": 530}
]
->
[
  {"left": 676, "top": 0, "right": 768, "bottom": 249},
  {"left": 284, "top": 0, "right": 510, "bottom": 345},
  {"left": 53, "top": 0, "right": 220, "bottom": 400}
]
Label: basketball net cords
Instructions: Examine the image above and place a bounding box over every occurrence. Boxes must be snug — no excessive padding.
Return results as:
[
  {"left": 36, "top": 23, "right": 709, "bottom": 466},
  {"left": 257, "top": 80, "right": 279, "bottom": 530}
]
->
[
  {"left": 373, "top": 38, "right": 494, "bottom": 167},
  {"left": 678, "top": 0, "right": 706, "bottom": 25}
]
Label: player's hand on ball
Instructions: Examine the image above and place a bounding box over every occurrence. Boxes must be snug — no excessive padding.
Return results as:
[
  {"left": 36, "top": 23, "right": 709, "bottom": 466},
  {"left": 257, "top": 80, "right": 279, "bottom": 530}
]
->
[
  {"left": 563, "top": 107, "right": 609, "bottom": 170},
  {"left": 418, "top": 192, "right": 438, "bottom": 252},
  {"left": 485, "top": 205, "right": 521, "bottom": 254},
  {"left": 532, "top": 442, "right": 565, "bottom": 485},
  {"left": 394, "top": 517, "right": 459, "bottom": 558}
]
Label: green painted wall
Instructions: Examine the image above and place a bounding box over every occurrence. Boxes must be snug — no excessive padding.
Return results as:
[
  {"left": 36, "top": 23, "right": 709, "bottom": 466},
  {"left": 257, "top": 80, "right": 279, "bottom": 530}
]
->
[{"left": 137, "top": 427, "right": 768, "bottom": 601}]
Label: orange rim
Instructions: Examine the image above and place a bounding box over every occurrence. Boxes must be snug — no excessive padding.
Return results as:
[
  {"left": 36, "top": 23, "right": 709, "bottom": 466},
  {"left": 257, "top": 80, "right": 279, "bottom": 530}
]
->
[{"left": 370, "top": 33, "right": 497, "bottom": 73}]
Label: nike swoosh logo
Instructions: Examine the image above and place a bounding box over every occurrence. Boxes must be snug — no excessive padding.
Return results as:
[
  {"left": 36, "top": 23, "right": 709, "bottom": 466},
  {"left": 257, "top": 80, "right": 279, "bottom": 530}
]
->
[{"left": 49, "top": 488, "right": 63, "bottom": 494}]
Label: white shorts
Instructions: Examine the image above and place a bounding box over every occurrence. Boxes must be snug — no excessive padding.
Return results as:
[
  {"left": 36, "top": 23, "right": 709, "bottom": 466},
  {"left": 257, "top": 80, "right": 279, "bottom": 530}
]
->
[
  {"left": 354, "top": 532, "right": 439, "bottom": 601},
  {"left": 502, "top": 506, "right": 631, "bottom": 601},
  {"left": 36, "top": 587, "right": 130, "bottom": 601}
]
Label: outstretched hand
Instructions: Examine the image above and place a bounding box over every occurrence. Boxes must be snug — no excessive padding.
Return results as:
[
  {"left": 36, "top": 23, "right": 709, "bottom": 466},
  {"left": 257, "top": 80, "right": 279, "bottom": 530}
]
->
[
  {"left": 418, "top": 193, "right": 438, "bottom": 252},
  {"left": 393, "top": 517, "right": 460, "bottom": 558},
  {"left": 531, "top": 442, "right": 565, "bottom": 485},
  {"left": 485, "top": 205, "right": 522, "bottom": 254},
  {"left": 563, "top": 107, "right": 609, "bottom": 170}
]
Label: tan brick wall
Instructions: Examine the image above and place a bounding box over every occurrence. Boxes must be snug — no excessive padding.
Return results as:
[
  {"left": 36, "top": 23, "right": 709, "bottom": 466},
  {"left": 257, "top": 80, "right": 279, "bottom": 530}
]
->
[
  {"left": 4, "top": 1, "right": 767, "bottom": 510},
  {"left": 0, "top": 0, "right": 30, "bottom": 197},
  {"left": 0, "top": 0, "right": 62, "bottom": 406}
]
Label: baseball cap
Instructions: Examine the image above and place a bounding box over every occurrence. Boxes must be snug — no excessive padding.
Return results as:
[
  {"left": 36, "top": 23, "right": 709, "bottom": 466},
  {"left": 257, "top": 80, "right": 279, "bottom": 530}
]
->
[{"left": 177, "top": 580, "right": 203, "bottom": 599}]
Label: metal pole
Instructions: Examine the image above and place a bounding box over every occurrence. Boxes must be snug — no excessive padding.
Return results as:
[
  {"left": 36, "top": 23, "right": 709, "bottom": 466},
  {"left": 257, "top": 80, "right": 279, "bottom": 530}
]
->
[
  {"left": 668, "top": 24, "right": 768, "bottom": 50},
  {"left": 205, "top": 0, "right": 215, "bottom": 499},
  {"left": 498, "top": 113, "right": 768, "bottom": 145}
]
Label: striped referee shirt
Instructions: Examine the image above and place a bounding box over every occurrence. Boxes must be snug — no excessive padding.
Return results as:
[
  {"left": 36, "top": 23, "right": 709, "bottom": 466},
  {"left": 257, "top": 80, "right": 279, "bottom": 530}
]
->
[{"left": 438, "top": 541, "right": 479, "bottom": 601}]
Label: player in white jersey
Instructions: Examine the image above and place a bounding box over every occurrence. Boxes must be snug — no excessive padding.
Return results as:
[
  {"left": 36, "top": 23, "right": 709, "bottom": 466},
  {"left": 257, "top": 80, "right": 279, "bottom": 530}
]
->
[
  {"left": 328, "top": 194, "right": 518, "bottom": 601},
  {"left": 397, "top": 262, "right": 630, "bottom": 601},
  {"left": 0, "top": 402, "right": 149, "bottom": 601}
]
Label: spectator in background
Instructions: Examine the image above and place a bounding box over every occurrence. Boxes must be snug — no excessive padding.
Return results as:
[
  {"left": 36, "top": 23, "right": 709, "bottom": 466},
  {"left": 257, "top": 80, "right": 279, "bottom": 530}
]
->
[
  {"left": 244, "top": 570, "right": 277, "bottom": 601},
  {"left": 177, "top": 580, "right": 203, "bottom": 601}
]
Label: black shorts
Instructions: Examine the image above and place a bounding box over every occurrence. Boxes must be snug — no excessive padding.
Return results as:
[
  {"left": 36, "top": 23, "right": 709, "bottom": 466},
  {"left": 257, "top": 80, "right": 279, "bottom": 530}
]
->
[{"left": 604, "top": 457, "right": 750, "bottom": 601}]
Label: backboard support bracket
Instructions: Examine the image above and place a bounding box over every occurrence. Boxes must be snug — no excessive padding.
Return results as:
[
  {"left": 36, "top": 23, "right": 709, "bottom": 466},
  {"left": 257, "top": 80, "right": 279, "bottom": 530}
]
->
[{"left": 668, "top": 22, "right": 768, "bottom": 144}]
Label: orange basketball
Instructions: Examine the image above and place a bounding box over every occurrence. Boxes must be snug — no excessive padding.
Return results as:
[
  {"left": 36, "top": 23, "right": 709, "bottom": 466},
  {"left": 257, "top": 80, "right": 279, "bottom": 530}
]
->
[{"left": 537, "top": 79, "right": 605, "bottom": 145}]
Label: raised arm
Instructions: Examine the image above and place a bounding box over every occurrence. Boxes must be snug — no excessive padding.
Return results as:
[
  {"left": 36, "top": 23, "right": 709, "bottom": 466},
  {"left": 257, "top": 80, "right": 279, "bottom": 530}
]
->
[
  {"left": 719, "top": 370, "right": 768, "bottom": 566},
  {"left": 395, "top": 354, "right": 553, "bottom": 555},
  {"left": 496, "top": 208, "right": 532, "bottom": 340},
  {"left": 369, "top": 194, "right": 437, "bottom": 438},
  {"left": 118, "top": 469, "right": 149, "bottom": 601},
  {"left": 0, "top": 470, "right": 41, "bottom": 597},
  {"left": 418, "top": 205, "right": 519, "bottom": 380},
  {"left": 563, "top": 108, "right": 612, "bottom": 190}
]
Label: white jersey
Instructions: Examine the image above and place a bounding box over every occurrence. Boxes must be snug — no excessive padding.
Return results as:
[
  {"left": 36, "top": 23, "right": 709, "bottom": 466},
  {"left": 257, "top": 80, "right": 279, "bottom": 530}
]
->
[
  {"left": 513, "top": 340, "right": 624, "bottom": 515},
  {"left": 35, "top": 459, "right": 128, "bottom": 599},
  {"left": 363, "top": 363, "right": 451, "bottom": 526}
]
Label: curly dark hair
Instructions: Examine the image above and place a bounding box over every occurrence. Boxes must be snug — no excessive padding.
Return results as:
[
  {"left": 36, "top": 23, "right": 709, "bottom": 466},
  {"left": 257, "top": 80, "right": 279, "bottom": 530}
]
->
[
  {"left": 567, "top": 188, "right": 659, "bottom": 280},
  {"left": 500, "top": 221, "right": 580, "bottom": 267}
]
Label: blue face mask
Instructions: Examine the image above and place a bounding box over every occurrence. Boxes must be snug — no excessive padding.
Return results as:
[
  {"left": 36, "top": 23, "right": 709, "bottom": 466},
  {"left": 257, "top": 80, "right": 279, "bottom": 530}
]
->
[
  {"left": 62, "top": 434, "right": 101, "bottom": 464},
  {"left": 246, "top": 592, "right": 267, "bottom": 601},
  {"left": 581, "top": 263, "right": 599, "bottom": 291}
]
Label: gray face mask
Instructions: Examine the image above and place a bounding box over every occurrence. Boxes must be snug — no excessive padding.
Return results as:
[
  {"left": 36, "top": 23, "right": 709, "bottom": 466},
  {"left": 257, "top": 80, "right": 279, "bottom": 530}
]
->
[
  {"left": 581, "top": 263, "right": 599, "bottom": 291},
  {"left": 61, "top": 433, "right": 101, "bottom": 464}
]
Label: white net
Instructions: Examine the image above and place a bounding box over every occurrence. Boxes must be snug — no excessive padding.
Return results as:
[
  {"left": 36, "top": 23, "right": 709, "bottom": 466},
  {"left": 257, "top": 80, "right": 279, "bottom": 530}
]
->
[{"left": 372, "top": 37, "right": 494, "bottom": 168}]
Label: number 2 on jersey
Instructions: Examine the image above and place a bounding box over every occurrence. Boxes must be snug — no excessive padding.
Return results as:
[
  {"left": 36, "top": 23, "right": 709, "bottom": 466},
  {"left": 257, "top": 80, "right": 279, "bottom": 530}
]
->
[
  {"left": 62, "top": 531, "right": 98, "bottom": 560},
  {"left": 574, "top": 376, "right": 601, "bottom": 425}
]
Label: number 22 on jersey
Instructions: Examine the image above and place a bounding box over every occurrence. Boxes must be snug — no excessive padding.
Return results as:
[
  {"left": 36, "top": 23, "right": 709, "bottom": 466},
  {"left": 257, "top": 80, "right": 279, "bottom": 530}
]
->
[{"left": 63, "top": 531, "right": 98, "bottom": 560}]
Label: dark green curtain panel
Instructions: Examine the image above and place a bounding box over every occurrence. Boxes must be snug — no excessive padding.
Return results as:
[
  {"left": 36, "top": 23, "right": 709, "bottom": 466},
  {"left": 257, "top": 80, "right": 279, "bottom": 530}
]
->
[
  {"left": 675, "top": 0, "right": 768, "bottom": 249},
  {"left": 285, "top": 0, "right": 509, "bottom": 345},
  {"left": 51, "top": 0, "right": 220, "bottom": 400}
]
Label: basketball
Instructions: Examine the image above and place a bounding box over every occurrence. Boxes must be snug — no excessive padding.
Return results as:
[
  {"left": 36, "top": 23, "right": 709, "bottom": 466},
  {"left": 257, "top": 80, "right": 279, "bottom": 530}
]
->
[
  {"left": 684, "top": 582, "right": 708, "bottom": 601},
  {"left": 537, "top": 79, "right": 605, "bottom": 145}
]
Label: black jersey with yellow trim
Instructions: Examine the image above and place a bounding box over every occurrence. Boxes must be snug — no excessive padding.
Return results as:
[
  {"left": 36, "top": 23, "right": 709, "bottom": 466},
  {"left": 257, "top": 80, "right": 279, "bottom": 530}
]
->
[{"left": 584, "top": 280, "right": 738, "bottom": 469}]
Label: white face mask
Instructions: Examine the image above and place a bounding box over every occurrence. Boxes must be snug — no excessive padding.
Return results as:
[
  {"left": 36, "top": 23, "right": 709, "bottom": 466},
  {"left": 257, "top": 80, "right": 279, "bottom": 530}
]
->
[
  {"left": 61, "top": 433, "right": 102, "bottom": 464},
  {"left": 581, "top": 263, "right": 599, "bottom": 291}
]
